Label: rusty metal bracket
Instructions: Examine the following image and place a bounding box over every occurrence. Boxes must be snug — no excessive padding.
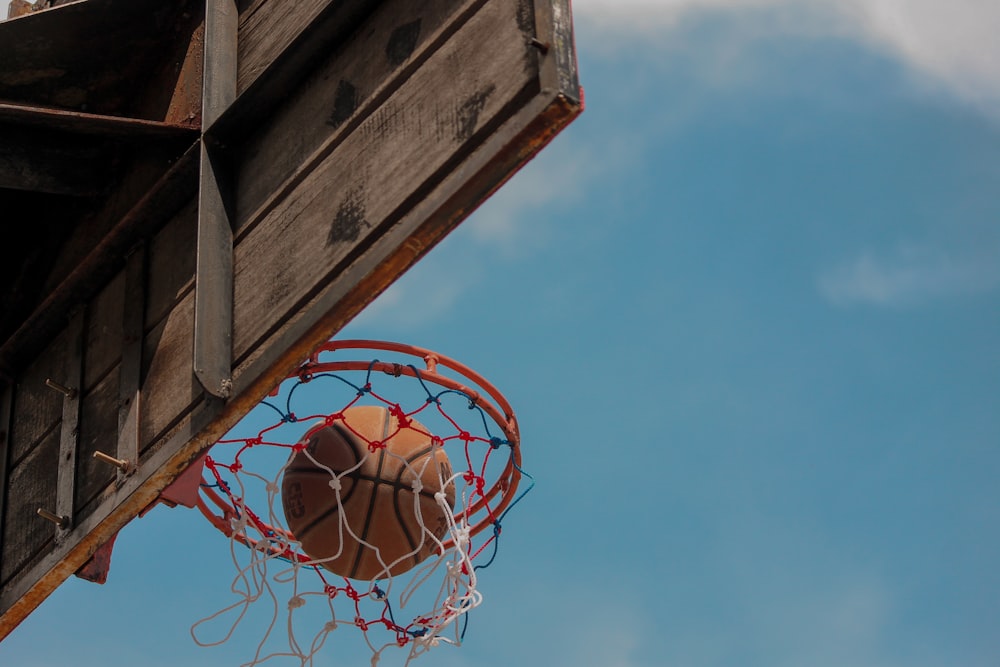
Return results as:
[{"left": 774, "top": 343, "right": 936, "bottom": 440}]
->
[
  {"left": 74, "top": 531, "right": 118, "bottom": 584},
  {"left": 140, "top": 449, "right": 210, "bottom": 516}
]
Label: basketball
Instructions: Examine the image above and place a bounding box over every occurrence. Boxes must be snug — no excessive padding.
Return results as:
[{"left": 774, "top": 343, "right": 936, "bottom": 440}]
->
[{"left": 281, "top": 405, "right": 456, "bottom": 581}]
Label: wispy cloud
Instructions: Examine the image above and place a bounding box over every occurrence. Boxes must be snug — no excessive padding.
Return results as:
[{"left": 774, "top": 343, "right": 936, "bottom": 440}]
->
[
  {"left": 848, "top": 0, "right": 1000, "bottom": 115},
  {"left": 464, "top": 139, "right": 599, "bottom": 255},
  {"left": 351, "top": 259, "right": 473, "bottom": 330},
  {"left": 762, "top": 578, "right": 897, "bottom": 667},
  {"left": 819, "top": 244, "right": 1000, "bottom": 307},
  {"left": 573, "top": 0, "right": 1000, "bottom": 118}
]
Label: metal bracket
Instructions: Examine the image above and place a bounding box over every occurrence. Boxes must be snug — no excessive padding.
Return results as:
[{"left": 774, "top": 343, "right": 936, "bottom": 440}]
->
[
  {"left": 74, "top": 532, "right": 118, "bottom": 584},
  {"left": 193, "top": 0, "right": 238, "bottom": 399}
]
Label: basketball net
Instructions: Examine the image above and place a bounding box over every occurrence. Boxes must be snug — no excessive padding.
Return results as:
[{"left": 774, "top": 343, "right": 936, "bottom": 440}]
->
[{"left": 190, "top": 340, "right": 530, "bottom": 666}]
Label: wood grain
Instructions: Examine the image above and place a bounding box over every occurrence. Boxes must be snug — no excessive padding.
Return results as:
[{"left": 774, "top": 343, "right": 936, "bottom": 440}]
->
[
  {"left": 236, "top": 0, "right": 477, "bottom": 226},
  {"left": 232, "top": 0, "right": 533, "bottom": 363},
  {"left": 75, "top": 371, "right": 119, "bottom": 520},
  {"left": 237, "top": 0, "right": 375, "bottom": 95},
  {"left": 0, "top": 431, "right": 58, "bottom": 587},
  {"left": 82, "top": 271, "right": 124, "bottom": 393},
  {"left": 8, "top": 331, "right": 68, "bottom": 466}
]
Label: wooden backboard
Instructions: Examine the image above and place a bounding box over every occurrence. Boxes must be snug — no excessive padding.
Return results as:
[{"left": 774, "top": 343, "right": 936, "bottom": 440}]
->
[{"left": 0, "top": 0, "right": 581, "bottom": 639}]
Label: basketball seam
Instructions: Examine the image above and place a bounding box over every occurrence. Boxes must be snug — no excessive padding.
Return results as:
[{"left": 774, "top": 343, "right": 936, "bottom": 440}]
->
[
  {"left": 284, "top": 421, "right": 366, "bottom": 541},
  {"left": 394, "top": 445, "right": 431, "bottom": 562},
  {"left": 285, "top": 467, "right": 442, "bottom": 500},
  {"left": 287, "top": 474, "right": 354, "bottom": 540},
  {"left": 348, "top": 408, "right": 392, "bottom": 579}
]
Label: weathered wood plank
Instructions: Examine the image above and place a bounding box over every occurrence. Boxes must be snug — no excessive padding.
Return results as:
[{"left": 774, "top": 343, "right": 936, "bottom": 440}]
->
[
  {"left": 237, "top": 0, "right": 375, "bottom": 96},
  {"left": 9, "top": 329, "right": 69, "bottom": 466},
  {"left": 141, "top": 294, "right": 201, "bottom": 456},
  {"left": 0, "top": 430, "right": 59, "bottom": 587},
  {"left": 145, "top": 197, "right": 197, "bottom": 329},
  {"left": 75, "top": 370, "right": 119, "bottom": 520},
  {"left": 82, "top": 271, "right": 124, "bottom": 392},
  {"left": 235, "top": 0, "right": 479, "bottom": 226},
  {"left": 0, "top": 141, "right": 199, "bottom": 384},
  {"left": 141, "top": 200, "right": 202, "bottom": 454},
  {"left": 238, "top": 0, "right": 331, "bottom": 90},
  {"left": 232, "top": 0, "right": 534, "bottom": 362}
]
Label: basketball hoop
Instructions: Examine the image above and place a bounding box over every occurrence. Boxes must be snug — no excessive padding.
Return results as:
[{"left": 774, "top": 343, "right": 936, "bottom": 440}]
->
[{"left": 190, "top": 340, "right": 530, "bottom": 665}]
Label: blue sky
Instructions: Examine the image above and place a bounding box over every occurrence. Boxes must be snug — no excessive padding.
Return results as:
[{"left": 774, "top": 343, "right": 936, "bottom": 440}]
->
[{"left": 2, "top": 1, "right": 999, "bottom": 666}]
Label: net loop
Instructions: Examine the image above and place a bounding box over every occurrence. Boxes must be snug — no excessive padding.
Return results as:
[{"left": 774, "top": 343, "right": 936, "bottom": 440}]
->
[{"left": 389, "top": 402, "right": 410, "bottom": 427}]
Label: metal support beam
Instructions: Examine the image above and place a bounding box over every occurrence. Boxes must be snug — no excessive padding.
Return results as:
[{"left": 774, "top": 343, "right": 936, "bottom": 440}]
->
[{"left": 194, "top": 0, "right": 238, "bottom": 398}]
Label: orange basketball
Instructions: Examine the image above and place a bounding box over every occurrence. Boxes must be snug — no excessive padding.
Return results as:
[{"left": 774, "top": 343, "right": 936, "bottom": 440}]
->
[{"left": 281, "top": 405, "right": 456, "bottom": 581}]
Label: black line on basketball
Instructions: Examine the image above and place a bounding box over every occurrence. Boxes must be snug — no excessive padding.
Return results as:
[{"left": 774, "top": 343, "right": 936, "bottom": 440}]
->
[
  {"left": 287, "top": 466, "right": 441, "bottom": 495},
  {"left": 292, "top": 477, "right": 353, "bottom": 540},
  {"left": 392, "top": 444, "right": 444, "bottom": 559},
  {"left": 393, "top": 486, "right": 420, "bottom": 568},
  {"left": 284, "top": 422, "right": 365, "bottom": 540},
  {"left": 348, "top": 408, "right": 392, "bottom": 579}
]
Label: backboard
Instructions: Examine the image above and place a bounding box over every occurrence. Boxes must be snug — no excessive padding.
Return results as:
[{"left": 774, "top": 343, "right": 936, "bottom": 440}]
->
[{"left": 0, "top": 0, "right": 581, "bottom": 640}]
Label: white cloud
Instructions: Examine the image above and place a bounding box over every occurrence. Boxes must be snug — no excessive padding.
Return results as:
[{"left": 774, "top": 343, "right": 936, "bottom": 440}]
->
[
  {"left": 573, "top": 0, "right": 1000, "bottom": 117},
  {"left": 848, "top": 0, "right": 1000, "bottom": 113},
  {"left": 465, "top": 137, "right": 604, "bottom": 254},
  {"left": 574, "top": 0, "right": 791, "bottom": 24},
  {"left": 819, "top": 244, "right": 1000, "bottom": 307},
  {"left": 749, "top": 578, "right": 899, "bottom": 667}
]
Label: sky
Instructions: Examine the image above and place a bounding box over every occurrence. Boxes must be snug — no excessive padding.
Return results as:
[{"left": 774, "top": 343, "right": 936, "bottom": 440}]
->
[{"left": 2, "top": 0, "right": 1000, "bottom": 666}]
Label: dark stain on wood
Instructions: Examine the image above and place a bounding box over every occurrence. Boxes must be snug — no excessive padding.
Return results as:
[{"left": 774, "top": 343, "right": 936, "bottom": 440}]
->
[
  {"left": 456, "top": 84, "right": 496, "bottom": 141},
  {"left": 516, "top": 0, "right": 534, "bottom": 34},
  {"left": 327, "top": 79, "right": 360, "bottom": 129},
  {"left": 385, "top": 19, "right": 422, "bottom": 66},
  {"left": 329, "top": 186, "right": 370, "bottom": 245}
]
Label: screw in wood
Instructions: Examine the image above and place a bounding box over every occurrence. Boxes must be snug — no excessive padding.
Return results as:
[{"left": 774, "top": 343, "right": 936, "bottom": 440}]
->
[
  {"left": 530, "top": 38, "right": 550, "bottom": 54},
  {"left": 37, "top": 508, "right": 69, "bottom": 529},
  {"left": 44, "top": 378, "right": 77, "bottom": 399},
  {"left": 93, "top": 450, "right": 131, "bottom": 473}
]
